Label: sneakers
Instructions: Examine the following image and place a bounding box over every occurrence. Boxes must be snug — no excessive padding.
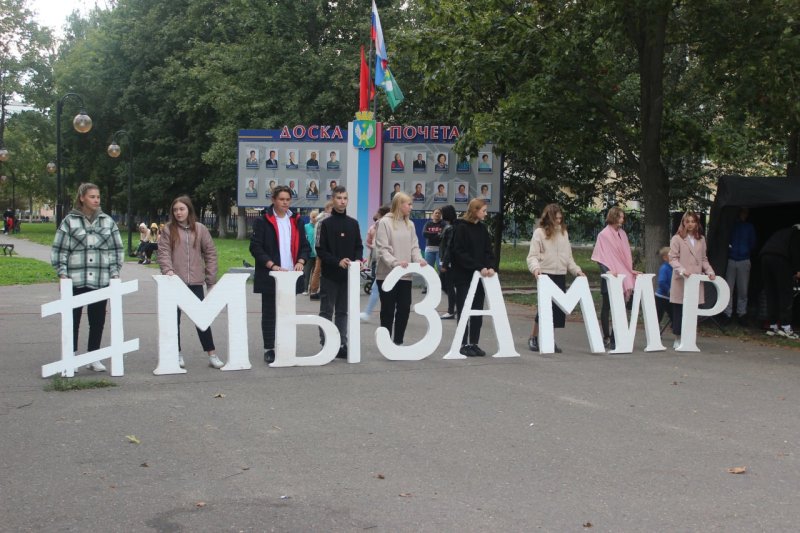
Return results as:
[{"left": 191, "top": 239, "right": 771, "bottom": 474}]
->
[
  {"left": 264, "top": 349, "right": 275, "bottom": 364},
  {"left": 86, "top": 361, "right": 106, "bottom": 372},
  {"left": 673, "top": 337, "right": 681, "bottom": 349},
  {"left": 309, "top": 293, "right": 320, "bottom": 300},
  {"left": 360, "top": 312, "right": 371, "bottom": 323},
  {"left": 336, "top": 344, "right": 348, "bottom": 359},
  {"left": 459, "top": 344, "right": 478, "bottom": 357},
  {"left": 440, "top": 312, "right": 455, "bottom": 319},
  {"left": 528, "top": 336, "right": 539, "bottom": 352},
  {"left": 777, "top": 327, "right": 799, "bottom": 340},
  {"left": 604, "top": 336, "right": 616, "bottom": 350},
  {"left": 459, "top": 344, "right": 485, "bottom": 357},
  {"left": 209, "top": 355, "right": 224, "bottom": 369},
  {"left": 553, "top": 343, "right": 563, "bottom": 354},
  {"left": 302, "top": 291, "right": 308, "bottom": 295},
  {"left": 178, "top": 355, "right": 185, "bottom": 368}
]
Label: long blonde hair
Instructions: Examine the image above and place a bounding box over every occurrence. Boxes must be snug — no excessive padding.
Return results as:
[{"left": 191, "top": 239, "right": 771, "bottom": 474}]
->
[
  {"left": 462, "top": 198, "right": 486, "bottom": 223},
  {"left": 388, "top": 192, "right": 413, "bottom": 229}
]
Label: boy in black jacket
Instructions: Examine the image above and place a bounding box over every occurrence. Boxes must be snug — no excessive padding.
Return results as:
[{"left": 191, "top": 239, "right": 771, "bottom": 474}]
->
[{"left": 317, "top": 186, "right": 364, "bottom": 357}]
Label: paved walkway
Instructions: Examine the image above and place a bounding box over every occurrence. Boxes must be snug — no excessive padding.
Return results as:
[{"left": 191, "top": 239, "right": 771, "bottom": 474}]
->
[{"left": 1, "top": 234, "right": 799, "bottom": 531}]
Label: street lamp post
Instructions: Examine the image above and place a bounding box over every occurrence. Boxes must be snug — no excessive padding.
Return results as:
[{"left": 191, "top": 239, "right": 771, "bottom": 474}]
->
[
  {"left": 55, "top": 93, "right": 92, "bottom": 226},
  {"left": 107, "top": 130, "right": 135, "bottom": 256}
]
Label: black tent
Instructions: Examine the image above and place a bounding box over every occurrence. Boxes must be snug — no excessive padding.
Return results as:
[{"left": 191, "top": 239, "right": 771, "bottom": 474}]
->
[{"left": 706, "top": 175, "right": 800, "bottom": 319}]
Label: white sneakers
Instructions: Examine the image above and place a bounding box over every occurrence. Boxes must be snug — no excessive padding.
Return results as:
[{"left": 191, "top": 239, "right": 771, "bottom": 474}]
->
[
  {"left": 178, "top": 355, "right": 185, "bottom": 368},
  {"left": 673, "top": 337, "right": 681, "bottom": 349},
  {"left": 766, "top": 325, "right": 799, "bottom": 339},
  {"left": 360, "top": 312, "right": 371, "bottom": 322},
  {"left": 209, "top": 355, "right": 225, "bottom": 369},
  {"left": 86, "top": 361, "right": 106, "bottom": 372}
]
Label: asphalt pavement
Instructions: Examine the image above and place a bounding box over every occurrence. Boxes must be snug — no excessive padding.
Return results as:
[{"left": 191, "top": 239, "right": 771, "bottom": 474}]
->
[{"left": 1, "top": 234, "right": 799, "bottom": 532}]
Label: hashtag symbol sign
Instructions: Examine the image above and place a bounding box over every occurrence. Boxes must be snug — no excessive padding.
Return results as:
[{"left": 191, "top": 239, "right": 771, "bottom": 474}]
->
[{"left": 41, "top": 278, "right": 140, "bottom": 378}]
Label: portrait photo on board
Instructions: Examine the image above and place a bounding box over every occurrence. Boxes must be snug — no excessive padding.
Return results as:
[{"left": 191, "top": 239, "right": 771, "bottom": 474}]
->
[
  {"left": 245, "top": 178, "right": 258, "bottom": 198},
  {"left": 412, "top": 181, "right": 425, "bottom": 202},
  {"left": 412, "top": 152, "right": 427, "bottom": 172},
  {"left": 245, "top": 147, "right": 259, "bottom": 169},
  {"left": 478, "top": 152, "right": 492, "bottom": 172},
  {"left": 306, "top": 179, "right": 320, "bottom": 200},
  {"left": 265, "top": 148, "right": 279, "bottom": 169},
  {"left": 286, "top": 149, "right": 299, "bottom": 169},
  {"left": 285, "top": 178, "right": 299, "bottom": 198},
  {"left": 433, "top": 182, "right": 448, "bottom": 202},
  {"left": 389, "top": 181, "right": 404, "bottom": 201},
  {"left": 325, "top": 179, "right": 338, "bottom": 199},
  {"left": 391, "top": 152, "right": 405, "bottom": 172},
  {"left": 434, "top": 152, "right": 449, "bottom": 172},
  {"left": 454, "top": 182, "right": 469, "bottom": 203},
  {"left": 266, "top": 179, "right": 278, "bottom": 198},
  {"left": 326, "top": 150, "right": 340, "bottom": 170},
  {"left": 478, "top": 183, "right": 492, "bottom": 201},
  {"left": 306, "top": 149, "right": 320, "bottom": 170}
]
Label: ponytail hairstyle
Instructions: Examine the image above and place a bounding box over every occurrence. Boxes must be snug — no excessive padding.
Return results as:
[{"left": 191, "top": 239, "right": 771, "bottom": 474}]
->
[{"left": 74, "top": 183, "right": 99, "bottom": 210}]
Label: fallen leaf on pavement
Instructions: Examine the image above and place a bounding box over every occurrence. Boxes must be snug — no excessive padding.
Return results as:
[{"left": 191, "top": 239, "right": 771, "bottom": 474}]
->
[
  {"left": 583, "top": 523, "right": 593, "bottom": 528},
  {"left": 140, "top": 462, "right": 149, "bottom": 467},
  {"left": 125, "top": 435, "right": 141, "bottom": 444},
  {"left": 727, "top": 466, "right": 747, "bottom": 474},
  {"left": 376, "top": 474, "right": 385, "bottom": 479},
  {"left": 213, "top": 393, "right": 225, "bottom": 398},
  {"left": 196, "top": 502, "right": 206, "bottom": 508},
  {"left": 399, "top": 493, "right": 412, "bottom": 497}
]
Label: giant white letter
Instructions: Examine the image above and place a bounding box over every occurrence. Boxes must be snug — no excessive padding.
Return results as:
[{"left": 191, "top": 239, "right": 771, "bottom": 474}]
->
[
  {"left": 375, "top": 263, "right": 442, "bottom": 360},
  {"left": 153, "top": 273, "right": 251, "bottom": 375},
  {"left": 271, "top": 270, "right": 340, "bottom": 367},
  {"left": 444, "top": 272, "right": 521, "bottom": 359},
  {"left": 676, "top": 275, "right": 730, "bottom": 352},
  {"left": 604, "top": 273, "right": 666, "bottom": 353},
  {"left": 537, "top": 275, "right": 604, "bottom": 354}
]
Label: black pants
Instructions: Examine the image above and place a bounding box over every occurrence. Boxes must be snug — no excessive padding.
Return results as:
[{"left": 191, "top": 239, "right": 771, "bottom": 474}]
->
[
  {"left": 261, "top": 293, "right": 277, "bottom": 350},
  {"left": 72, "top": 286, "right": 108, "bottom": 353},
  {"left": 656, "top": 296, "right": 673, "bottom": 325},
  {"left": 454, "top": 279, "right": 485, "bottom": 345},
  {"left": 599, "top": 280, "right": 633, "bottom": 339},
  {"left": 441, "top": 269, "right": 456, "bottom": 314},
  {"left": 178, "top": 284, "right": 215, "bottom": 352},
  {"left": 535, "top": 274, "right": 567, "bottom": 328},
  {"left": 319, "top": 276, "right": 348, "bottom": 345},
  {"left": 672, "top": 303, "right": 684, "bottom": 335},
  {"left": 377, "top": 279, "right": 412, "bottom": 344},
  {"left": 761, "top": 253, "right": 794, "bottom": 325}
]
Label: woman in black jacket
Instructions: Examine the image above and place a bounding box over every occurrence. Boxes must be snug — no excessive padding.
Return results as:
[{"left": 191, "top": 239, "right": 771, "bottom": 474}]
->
[{"left": 450, "top": 198, "right": 496, "bottom": 356}]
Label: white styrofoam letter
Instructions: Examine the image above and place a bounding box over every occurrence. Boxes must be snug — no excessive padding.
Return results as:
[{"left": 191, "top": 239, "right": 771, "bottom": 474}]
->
[
  {"left": 537, "top": 275, "right": 604, "bottom": 354},
  {"left": 41, "top": 278, "right": 139, "bottom": 378},
  {"left": 271, "top": 270, "right": 340, "bottom": 367},
  {"left": 604, "top": 273, "right": 666, "bottom": 353},
  {"left": 375, "top": 263, "right": 442, "bottom": 360},
  {"left": 153, "top": 273, "right": 251, "bottom": 375},
  {"left": 347, "top": 261, "right": 362, "bottom": 363},
  {"left": 676, "top": 275, "right": 730, "bottom": 352},
  {"left": 444, "top": 272, "right": 521, "bottom": 359}
]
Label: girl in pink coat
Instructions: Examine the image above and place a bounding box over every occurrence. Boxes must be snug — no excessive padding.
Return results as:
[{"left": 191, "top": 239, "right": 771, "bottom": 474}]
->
[{"left": 668, "top": 211, "right": 716, "bottom": 348}]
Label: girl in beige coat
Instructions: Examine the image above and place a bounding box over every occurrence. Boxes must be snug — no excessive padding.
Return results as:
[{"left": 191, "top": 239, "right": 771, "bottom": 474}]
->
[
  {"left": 526, "top": 204, "right": 585, "bottom": 352},
  {"left": 374, "top": 192, "right": 427, "bottom": 344},
  {"left": 668, "top": 211, "right": 715, "bottom": 347}
]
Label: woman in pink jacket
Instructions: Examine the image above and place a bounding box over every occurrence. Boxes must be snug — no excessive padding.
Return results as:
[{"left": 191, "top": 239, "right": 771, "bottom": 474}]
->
[
  {"left": 158, "top": 195, "right": 224, "bottom": 369},
  {"left": 669, "top": 211, "right": 715, "bottom": 348}
]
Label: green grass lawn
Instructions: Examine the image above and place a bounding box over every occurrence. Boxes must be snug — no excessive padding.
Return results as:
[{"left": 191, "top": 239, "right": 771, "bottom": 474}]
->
[{"left": 0, "top": 256, "right": 58, "bottom": 285}]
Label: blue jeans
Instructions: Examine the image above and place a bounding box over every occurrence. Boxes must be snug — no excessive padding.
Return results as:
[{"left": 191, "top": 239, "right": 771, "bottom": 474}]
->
[{"left": 424, "top": 250, "right": 439, "bottom": 273}]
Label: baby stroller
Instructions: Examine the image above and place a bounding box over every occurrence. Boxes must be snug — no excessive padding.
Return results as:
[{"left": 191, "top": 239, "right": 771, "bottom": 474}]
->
[{"left": 361, "top": 264, "right": 375, "bottom": 294}]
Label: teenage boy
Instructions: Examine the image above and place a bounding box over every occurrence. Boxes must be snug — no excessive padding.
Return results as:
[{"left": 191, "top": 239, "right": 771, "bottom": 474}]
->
[
  {"left": 250, "top": 185, "right": 311, "bottom": 364},
  {"left": 316, "top": 186, "right": 363, "bottom": 358}
]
